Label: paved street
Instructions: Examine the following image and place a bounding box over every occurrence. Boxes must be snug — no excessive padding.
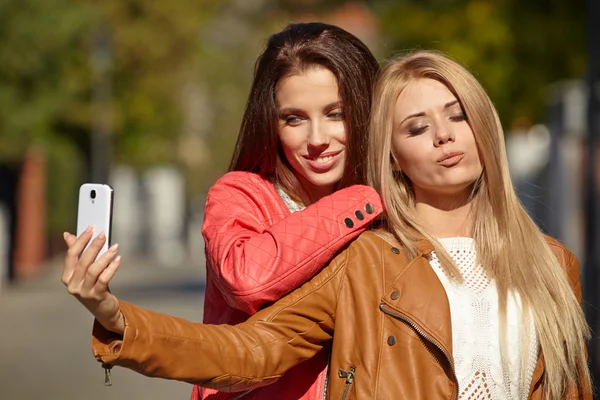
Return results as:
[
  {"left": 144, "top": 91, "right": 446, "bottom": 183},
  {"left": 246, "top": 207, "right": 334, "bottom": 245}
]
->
[{"left": 0, "top": 258, "right": 207, "bottom": 400}]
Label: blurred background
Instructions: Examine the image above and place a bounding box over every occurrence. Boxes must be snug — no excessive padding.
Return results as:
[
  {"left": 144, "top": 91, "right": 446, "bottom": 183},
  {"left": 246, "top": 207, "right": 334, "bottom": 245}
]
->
[{"left": 0, "top": 0, "right": 598, "bottom": 399}]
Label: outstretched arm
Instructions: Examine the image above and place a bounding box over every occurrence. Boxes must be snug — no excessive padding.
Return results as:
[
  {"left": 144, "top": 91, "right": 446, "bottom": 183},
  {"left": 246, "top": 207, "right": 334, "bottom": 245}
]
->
[
  {"left": 62, "top": 229, "right": 346, "bottom": 391},
  {"left": 95, "top": 253, "right": 347, "bottom": 390}
]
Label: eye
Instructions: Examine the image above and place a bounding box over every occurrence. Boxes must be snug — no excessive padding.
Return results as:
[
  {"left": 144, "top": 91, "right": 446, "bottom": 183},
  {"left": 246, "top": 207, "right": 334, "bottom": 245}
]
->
[
  {"left": 450, "top": 113, "right": 467, "bottom": 122},
  {"left": 280, "top": 115, "right": 303, "bottom": 126},
  {"left": 327, "top": 110, "right": 345, "bottom": 120},
  {"left": 408, "top": 126, "right": 427, "bottom": 135}
]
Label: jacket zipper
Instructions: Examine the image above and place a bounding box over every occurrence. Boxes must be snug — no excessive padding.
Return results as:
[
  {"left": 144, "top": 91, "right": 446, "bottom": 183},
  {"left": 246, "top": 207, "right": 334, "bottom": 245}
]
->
[
  {"left": 102, "top": 363, "right": 113, "bottom": 386},
  {"left": 337, "top": 367, "right": 355, "bottom": 400},
  {"left": 322, "top": 356, "right": 331, "bottom": 400},
  {"left": 379, "top": 303, "right": 459, "bottom": 400},
  {"left": 232, "top": 389, "right": 254, "bottom": 400}
]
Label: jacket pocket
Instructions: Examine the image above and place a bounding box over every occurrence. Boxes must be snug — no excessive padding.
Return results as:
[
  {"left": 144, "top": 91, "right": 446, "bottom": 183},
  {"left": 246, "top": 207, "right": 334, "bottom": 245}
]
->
[{"left": 337, "top": 367, "right": 355, "bottom": 400}]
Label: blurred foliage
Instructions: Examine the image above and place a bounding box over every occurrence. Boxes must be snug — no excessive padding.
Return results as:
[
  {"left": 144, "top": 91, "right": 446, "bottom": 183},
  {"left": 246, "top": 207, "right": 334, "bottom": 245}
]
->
[
  {"left": 374, "top": 0, "right": 587, "bottom": 126},
  {"left": 0, "top": 0, "right": 96, "bottom": 160},
  {"left": 45, "top": 135, "right": 84, "bottom": 237},
  {"left": 0, "top": 0, "right": 589, "bottom": 237}
]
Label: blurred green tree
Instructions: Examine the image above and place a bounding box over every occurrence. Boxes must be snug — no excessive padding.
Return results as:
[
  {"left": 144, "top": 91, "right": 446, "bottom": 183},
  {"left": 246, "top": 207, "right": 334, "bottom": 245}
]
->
[
  {"left": 0, "top": 0, "right": 222, "bottom": 240},
  {"left": 374, "top": 0, "right": 587, "bottom": 127},
  {"left": 0, "top": 0, "right": 96, "bottom": 243}
]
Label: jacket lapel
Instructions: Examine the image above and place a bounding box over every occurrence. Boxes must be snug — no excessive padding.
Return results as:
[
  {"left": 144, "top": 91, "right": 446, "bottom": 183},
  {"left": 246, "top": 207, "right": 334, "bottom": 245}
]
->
[
  {"left": 528, "top": 352, "right": 545, "bottom": 397},
  {"left": 381, "top": 244, "right": 454, "bottom": 362}
]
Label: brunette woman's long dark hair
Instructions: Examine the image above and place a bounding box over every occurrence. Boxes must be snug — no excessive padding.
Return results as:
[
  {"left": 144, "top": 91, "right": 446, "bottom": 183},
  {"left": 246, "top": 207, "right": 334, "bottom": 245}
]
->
[{"left": 229, "top": 22, "right": 379, "bottom": 200}]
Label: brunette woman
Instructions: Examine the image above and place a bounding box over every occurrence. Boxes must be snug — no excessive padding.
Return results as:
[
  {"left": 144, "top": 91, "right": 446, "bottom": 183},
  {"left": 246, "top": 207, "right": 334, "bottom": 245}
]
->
[{"left": 63, "top": 22, "right": 382, "bottom": 400}]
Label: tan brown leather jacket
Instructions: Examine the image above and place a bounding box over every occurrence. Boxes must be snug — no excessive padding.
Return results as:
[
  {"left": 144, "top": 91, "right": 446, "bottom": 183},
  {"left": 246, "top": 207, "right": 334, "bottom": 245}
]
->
[{"left": 93, "top": 231, "right": 591, "bottom": 399}]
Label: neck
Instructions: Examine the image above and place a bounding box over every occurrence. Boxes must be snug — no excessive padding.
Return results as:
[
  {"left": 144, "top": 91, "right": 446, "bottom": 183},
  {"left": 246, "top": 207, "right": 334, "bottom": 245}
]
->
[
  {"left": 299, "top": 185, "right": 334, "bottom": 206},
  {"left": 295, "top": 176, "right": 336, "bottom": 207},
  {"left": 414, "top": 190, "right": 474, "bottom": 238}
]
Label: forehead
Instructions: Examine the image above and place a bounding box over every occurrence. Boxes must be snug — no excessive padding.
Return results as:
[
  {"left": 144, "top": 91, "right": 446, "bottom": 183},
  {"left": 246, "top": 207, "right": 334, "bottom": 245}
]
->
[
  {"left": 394, "top": 78, "right": 457, "bottom": 119},
  {"left": 275, "top": 67, "right": 339, "bottom": 106}
]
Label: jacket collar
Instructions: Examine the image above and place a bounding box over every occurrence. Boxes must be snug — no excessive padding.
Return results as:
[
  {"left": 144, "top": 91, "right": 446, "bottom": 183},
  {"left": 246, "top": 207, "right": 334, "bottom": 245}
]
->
[{"left": 372, "top": 230, "right": 453, "bottom": 361}]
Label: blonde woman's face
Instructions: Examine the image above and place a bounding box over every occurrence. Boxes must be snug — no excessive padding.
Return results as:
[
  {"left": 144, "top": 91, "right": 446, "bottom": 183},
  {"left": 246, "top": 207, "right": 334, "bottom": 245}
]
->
[{"left": 391, "top": 78, "right": 482, "bottom": 200}]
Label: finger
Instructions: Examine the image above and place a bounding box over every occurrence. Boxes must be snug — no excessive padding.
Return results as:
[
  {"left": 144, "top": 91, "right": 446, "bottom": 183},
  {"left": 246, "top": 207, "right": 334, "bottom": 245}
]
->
[
  {"left": 65, "top": 227, "right": 93, "bottom": 264},
  {"left": 62, "top": 227, "right": 93, "bottom": 285},
  {"left": 97, "top": 255, "right": 121, "bottom": 289},
  {"left": 69, "top": 232, "right": 107, "bottom": 285},
  {"left": 78, "top": 231, "right": 108, "bottom": 272},
  {"left": 63, "top": 232, "right": 78, "bottom": 248},
  {"left": 81, "top": 243, "right": 119, "bottom": 293}
]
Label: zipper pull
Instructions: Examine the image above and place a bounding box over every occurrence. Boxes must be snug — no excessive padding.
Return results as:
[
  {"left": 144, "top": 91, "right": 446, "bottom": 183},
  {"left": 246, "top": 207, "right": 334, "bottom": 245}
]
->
[
  {"left": 102, "top": 363, "right": 113, "bottom": 386},
  {"left": 338, "top": 367, "right": 355, "bottom": 384}
]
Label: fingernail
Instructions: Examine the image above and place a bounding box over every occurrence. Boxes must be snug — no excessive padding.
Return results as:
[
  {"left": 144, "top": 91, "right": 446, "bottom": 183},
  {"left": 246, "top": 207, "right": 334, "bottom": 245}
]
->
[
  {"left": 109, "top": 243, "right": 119, "bottom": 252},
  {"left": 63, "top": 232, "right": 68, "bottom": 240},
  {"left": 115, "top": 255, "right": 122, "bottom": 263},
  {"left": 86, "top": 225, "right": 93, "bottom": 232},
  {"left": 98, "top": 232, "right": 106, "bottom": 240}
]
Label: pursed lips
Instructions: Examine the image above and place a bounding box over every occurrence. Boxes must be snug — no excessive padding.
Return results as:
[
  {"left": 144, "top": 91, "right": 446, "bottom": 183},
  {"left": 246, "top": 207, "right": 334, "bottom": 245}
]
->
[{"left": 437, "top": 151, "right": 465, "bottom": 167}]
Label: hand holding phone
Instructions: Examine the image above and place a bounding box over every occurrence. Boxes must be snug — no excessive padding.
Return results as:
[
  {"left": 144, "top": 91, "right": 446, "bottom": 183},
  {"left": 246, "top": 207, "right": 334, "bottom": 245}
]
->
[{"left": 62, "top": 183, "right": 124, "bottom": 338}]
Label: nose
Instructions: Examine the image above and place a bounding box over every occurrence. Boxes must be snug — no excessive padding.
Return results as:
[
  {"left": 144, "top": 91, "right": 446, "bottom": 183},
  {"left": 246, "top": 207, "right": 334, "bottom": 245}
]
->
[
  {"left": 433, "top": 121, "right": 455, "bottom": 147},
  {"left": 307, "top": 121, "right": 330, "bottom": 152}
]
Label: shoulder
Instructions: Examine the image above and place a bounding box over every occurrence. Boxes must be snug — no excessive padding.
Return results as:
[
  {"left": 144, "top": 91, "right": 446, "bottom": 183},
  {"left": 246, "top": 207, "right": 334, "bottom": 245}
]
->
[
  {"left": 210, "top": 171, "right": 273, "bottom": 191},
  {"left": 544, "top": 235, "right": 578, "bottom": 272},
  {"left": 544, "top": 235, "right": 582, "bottom": 299},
  {"left": 206, "top": 172, "right": 277, "bottom": 201},
  {"left": 348, "top": 230, "right": 386, "bottom": 250},
  {"left": 203, "top": 172, "right": 282, "bottom": 218},
  {"left": 341, "top": 230, "right": 396, "bottom": 265}
]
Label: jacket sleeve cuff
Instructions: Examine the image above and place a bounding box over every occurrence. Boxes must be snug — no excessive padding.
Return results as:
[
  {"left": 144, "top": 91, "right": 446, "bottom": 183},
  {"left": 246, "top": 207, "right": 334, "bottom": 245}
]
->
[
  {"left": 92, "top": 301, "right": 144, "bottom": 365},
  {"left": 328, "top": 185, "right": 383, "bottom": 229}
]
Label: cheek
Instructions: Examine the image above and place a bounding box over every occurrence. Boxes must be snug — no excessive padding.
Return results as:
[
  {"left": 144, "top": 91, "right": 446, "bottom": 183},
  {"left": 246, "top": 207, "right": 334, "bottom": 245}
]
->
[
  {"left": 335, "top": 121, "right": 348, "bottom": 144},
  {"left": 465, "top": 134, "right": 483, "bottom": 171},
  {"left": 278, "top": 128, "right": 303, "bottom": 156},
  {"left": 393, "top": 139, "right": 424, "bottom": 173}
]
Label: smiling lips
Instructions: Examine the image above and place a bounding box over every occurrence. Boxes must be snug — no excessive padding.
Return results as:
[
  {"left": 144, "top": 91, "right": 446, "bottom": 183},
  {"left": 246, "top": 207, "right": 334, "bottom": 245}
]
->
[
  {"left": 303, "top": 151, "right": 343, "bottom": 172},
  {"left": 437, "top": 151, "right": 465, "bottom": 167}
]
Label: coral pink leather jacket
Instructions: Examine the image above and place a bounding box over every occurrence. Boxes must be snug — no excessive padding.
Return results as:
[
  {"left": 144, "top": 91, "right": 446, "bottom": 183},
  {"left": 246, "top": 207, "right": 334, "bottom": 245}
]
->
[{"left": 192, "top": 171, "right": 383, "bottom": 400}]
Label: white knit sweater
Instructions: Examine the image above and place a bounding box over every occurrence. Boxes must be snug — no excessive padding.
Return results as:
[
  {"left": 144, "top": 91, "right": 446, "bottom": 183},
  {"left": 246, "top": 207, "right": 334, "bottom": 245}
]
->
[{"left": 428, "top": 237, "right": 539, "bottom": 400}]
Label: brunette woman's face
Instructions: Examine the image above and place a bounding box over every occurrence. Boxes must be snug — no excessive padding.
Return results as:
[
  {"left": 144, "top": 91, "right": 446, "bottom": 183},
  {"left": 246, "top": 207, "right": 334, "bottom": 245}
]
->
[
  {"left": 391, "top": 78, "right": 482, "bottom": 200},
  {"left": 275, "top": 66, "right": 346, "bottom": 200}
]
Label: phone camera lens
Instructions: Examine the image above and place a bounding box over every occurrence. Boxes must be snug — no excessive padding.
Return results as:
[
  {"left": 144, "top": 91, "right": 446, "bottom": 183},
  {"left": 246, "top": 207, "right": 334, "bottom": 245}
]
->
[{"left": 90, "top": 190, "right": 97, "bottom": 199}]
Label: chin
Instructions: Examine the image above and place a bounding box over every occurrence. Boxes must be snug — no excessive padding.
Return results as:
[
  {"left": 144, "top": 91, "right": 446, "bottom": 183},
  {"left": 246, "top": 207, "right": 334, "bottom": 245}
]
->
[
  {"left": 439, "top": 182, "right": 478, "bottom": 196},
  {"left": 306, "top": 177, "right": 341, "bottom": 189},
  {"left": 304, "top": 172, "right": 343, "bottom": 190}
]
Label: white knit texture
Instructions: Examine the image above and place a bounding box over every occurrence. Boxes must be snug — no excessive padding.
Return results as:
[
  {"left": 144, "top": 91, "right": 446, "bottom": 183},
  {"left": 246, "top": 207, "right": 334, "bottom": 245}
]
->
[
  {"left": 273, "top": 181, "right": 305, "bottom": 213},
  {"left": 428, "top": 237, "right": 538, "bottom": 400}
]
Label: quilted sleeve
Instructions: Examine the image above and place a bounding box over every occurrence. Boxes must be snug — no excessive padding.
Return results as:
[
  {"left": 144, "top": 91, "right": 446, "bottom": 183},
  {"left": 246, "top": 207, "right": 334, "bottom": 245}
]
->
[
  {"left": 202, "top": 172, "right": 382, "bottom": 314},
  {"left": 92, "top": 251, "right": 349, "bottom": 391}
]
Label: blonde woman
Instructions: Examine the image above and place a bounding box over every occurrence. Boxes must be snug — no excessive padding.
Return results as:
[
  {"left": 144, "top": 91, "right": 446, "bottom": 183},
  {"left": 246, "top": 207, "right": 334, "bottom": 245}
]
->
[{"left": 65, "top": 50, "right": 591, "bottom": 399}]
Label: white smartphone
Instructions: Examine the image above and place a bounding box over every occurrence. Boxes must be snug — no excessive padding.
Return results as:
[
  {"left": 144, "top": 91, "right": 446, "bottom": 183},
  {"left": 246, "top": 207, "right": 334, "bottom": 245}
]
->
[{"left": 76, "top": 183, "right": 114, "bottom": 261}]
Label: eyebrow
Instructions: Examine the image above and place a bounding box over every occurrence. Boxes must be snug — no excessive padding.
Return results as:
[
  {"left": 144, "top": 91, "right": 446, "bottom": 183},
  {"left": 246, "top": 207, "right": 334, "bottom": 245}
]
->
[
  {"left": 278, "top": 101, "right": 343, "bottom": 115},
  {"left": 399, "top": 100, "right": 460, "bottom": 125}
]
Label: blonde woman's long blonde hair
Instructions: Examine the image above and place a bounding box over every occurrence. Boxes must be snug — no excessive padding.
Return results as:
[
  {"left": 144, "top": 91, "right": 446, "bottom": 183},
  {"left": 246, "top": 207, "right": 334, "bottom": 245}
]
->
[{"left": 367, "top": 50, "right": 590, "bottom": 398}]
